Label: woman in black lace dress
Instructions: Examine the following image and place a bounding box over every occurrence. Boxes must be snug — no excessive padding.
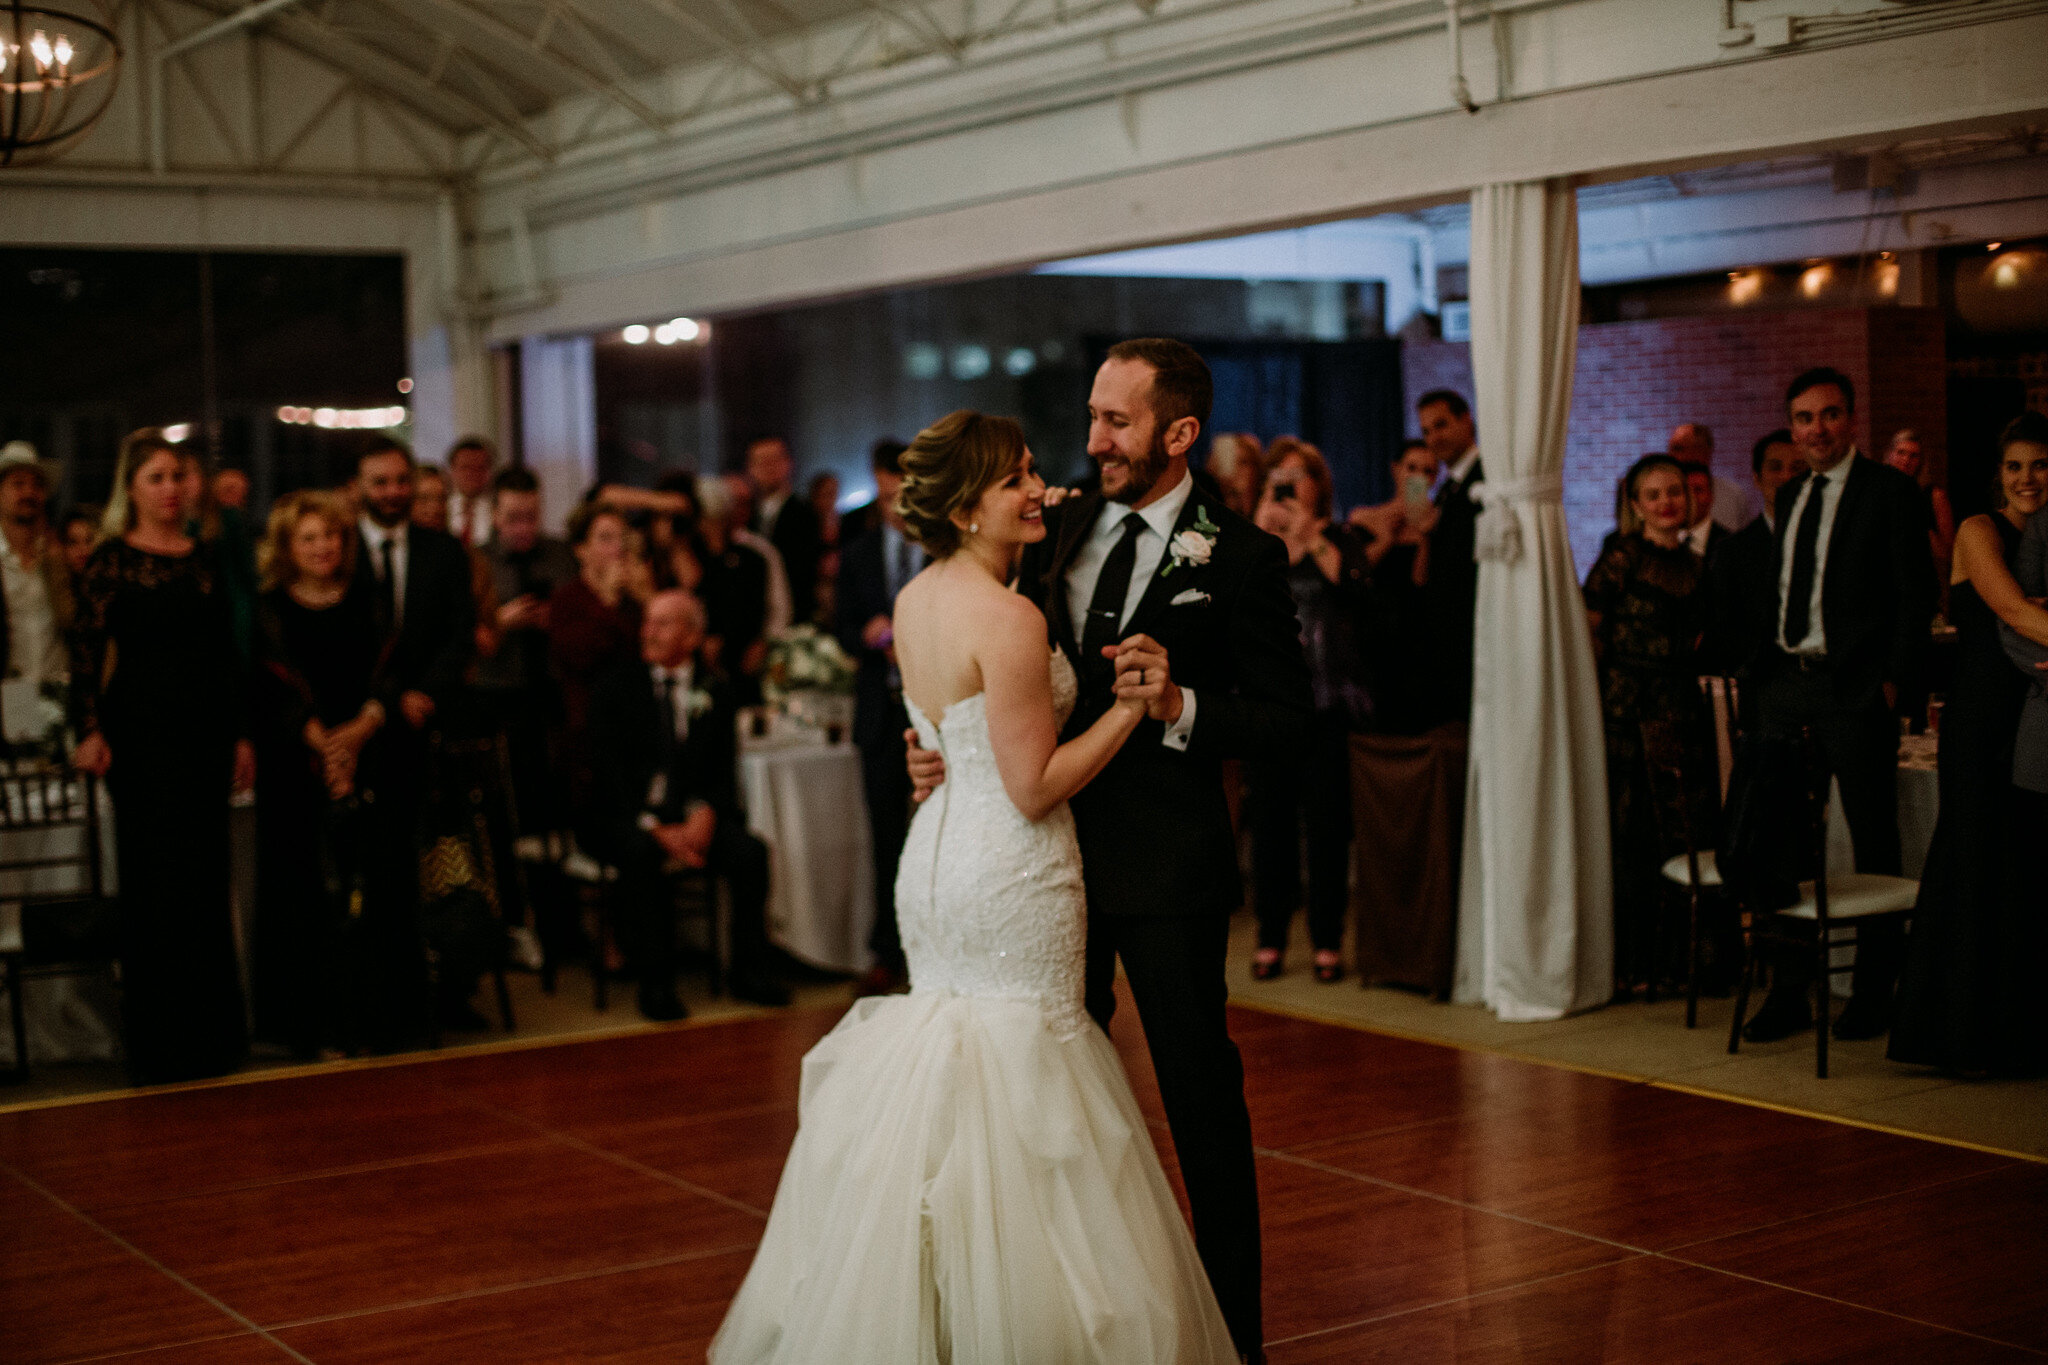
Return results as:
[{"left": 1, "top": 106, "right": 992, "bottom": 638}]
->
[
  {"left": 1584, "top": 454, "right": 1717, "bottom": 998},
  {"left": 71, "top": 429, "right": 253, "bottom": 1084},
  {"left": 1891, "top": 416, "right": 2048, "bottom": 1076}
]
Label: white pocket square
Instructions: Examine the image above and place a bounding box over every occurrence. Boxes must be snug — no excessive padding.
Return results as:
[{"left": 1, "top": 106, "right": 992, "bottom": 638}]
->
[{"left": 1170, "top": 588, "right": 1211, "bottom": 607}]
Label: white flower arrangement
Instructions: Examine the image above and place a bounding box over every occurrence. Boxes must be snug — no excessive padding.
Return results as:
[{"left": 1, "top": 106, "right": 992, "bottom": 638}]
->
[{"left": 763, "top": 624, "right": 858, "bottom": 703}]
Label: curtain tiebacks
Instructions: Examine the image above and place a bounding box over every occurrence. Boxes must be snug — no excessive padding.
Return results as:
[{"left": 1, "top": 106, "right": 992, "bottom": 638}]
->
[{"left": 1469, "top": 472, "right": 1562, "bottom": 564}]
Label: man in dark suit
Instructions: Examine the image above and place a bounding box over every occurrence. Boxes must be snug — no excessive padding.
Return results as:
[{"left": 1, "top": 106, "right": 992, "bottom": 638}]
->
[
  {"left": 1416, "top": 389, "right": 1482, "bottom": 725},
  {"left": 835, "top": 439, "right": 920, "bottom": 994},
  {"left": 912, "top": 338, "right": 1311, "bottom": 1362},
  {"left": 351, "top": 440, "right": 478, "bottom": 728},
  {"left": 747, "top": 437, "right": 824, "bottom": 622},
  {"left": 584, "top": 590, "right": 788, "bottom": 1020},
  {"left": 348, "top": 438, "right": 479, "bottom": 1039},
  {"left": 837, "top": 438, "right": 905, "bottom": 548},
  {"left": 1739, "top": 368, "right": 1936, "bottom": 1044},
  {"left": 1707, "top": 429, "right": 1798, "bottom": 677}
]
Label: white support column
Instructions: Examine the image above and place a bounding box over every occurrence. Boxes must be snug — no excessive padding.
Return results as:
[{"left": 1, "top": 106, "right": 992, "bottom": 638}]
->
[{"left": 518, "top": 334, "right": 597, "bottom": 533}]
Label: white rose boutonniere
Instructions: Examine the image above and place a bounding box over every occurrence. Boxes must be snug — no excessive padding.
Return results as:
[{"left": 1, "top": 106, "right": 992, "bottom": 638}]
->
[
  {"left": 1161, "top": 506, "right": 1220, "bottom": 577},
  {"left": 685, "top": 686, "right": 715, "bottom": 720}
]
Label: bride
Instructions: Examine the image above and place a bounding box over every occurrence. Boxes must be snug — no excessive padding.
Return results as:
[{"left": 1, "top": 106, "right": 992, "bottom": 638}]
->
[{"left": 710, "top": 410, "right": 1238, "bottom": 1363}]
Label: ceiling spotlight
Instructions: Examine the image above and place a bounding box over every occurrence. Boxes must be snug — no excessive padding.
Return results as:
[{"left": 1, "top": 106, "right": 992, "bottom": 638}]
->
[
  {"left": 653, "top": 323, "right": 677, "bottom": 345},
  {"left": 1003, "top": 347, "right": 1037, "bottom": 377},
  {"left": 1799, "top": 264, "right": 1831, "bottom": 298},
  {"left": 668, "top": 317, "right": 701, "bottom": 342},
  {"left": 162, "top": 423, "right": 192, "bottom": 443},
  {"left": 623, "top": 324, "right": 650, "bottom": 345},
  {"left": 1988, "top": 242, "right": 2003, "bottom": 252},
  {"left": 396, "top": 376, "right": 414, "bottom": 393}
]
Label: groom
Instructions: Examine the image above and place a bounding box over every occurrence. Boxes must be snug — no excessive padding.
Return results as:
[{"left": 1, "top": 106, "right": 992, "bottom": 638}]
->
[{"left": 910, "top": 338, "right": 1311, "bottom": 1361}]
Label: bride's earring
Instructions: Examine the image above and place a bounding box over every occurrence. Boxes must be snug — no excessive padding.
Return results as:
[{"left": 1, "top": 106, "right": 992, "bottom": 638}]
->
[{"left": 970, "top": 522, "right": 980, "bottom": 533}]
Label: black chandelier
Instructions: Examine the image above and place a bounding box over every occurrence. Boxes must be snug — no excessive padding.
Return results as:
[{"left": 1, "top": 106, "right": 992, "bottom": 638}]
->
[{"left": 0, "top": 1, "right": 119, "bottom": 167}]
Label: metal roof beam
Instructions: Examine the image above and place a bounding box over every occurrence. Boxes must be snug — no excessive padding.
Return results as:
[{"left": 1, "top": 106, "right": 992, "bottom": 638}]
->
[{"left": 410, "top": 0, "right": 667, "bottom": 133}]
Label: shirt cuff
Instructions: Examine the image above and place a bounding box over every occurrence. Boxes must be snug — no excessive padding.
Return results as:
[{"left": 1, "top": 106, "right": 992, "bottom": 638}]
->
[{"left": 1161, "top": 687, "right": 1196, "bottom": 751}]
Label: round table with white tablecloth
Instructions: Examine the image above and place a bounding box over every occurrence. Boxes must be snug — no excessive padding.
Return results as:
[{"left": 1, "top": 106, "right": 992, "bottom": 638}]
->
[{"left": 739, "top": 736, "right": 876, "bottom": 974}]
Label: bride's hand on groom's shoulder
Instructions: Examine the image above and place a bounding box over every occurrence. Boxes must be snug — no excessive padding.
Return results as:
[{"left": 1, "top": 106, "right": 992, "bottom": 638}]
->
[{"left": 904, "top": 727, "right": 947, "bottom": 801}]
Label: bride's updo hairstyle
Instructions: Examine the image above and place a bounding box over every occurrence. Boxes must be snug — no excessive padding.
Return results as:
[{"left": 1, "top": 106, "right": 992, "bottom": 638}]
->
[{"left": 896, "top": 409, "right": 1028, "bottom": 558}]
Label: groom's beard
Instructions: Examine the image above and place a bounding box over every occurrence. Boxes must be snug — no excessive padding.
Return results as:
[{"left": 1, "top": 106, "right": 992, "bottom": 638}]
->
[{"left": 1105, "top": 428, "right": 1173, "bottom": 505}]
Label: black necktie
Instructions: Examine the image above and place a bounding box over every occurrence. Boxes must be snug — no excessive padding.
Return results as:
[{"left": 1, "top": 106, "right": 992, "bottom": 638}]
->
[
  {"left": 1081, "top": 513, "right": 1147, "bottom": 688},
  {"left": 1783, "top": 476, "right": 1826, "bottom": 649},
  {"left": 377, "top": 537, "right": 397, "bottom": 625}
]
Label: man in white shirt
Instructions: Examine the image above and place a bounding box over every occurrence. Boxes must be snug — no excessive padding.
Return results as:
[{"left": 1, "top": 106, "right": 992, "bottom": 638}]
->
[
  {"left": 1738, "top": 368, "right": 1935, "bottom": 1047},
  {"left": 446, "top": 436, "right": 497, "bottom": 548},
  {"left": 746, "top": 437, "right": 823, "bottom": 621},
  {"left": 0, "top": 442, "right": 71, "bottom": 748}
]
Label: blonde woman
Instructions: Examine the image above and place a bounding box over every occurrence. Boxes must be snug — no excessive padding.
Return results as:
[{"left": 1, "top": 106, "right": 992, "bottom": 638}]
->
[
  {"left": 251, "top": 490, "right": 393, "bottom": 1057},
  {"left": 71, "top": 428, "right": 252, "bottom": 1084}
]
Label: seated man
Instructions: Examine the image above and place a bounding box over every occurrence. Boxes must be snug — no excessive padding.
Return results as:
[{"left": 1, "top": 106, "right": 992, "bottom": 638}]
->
[{"left": 585, "top": 590, "right": 789, "bottom": 1019}]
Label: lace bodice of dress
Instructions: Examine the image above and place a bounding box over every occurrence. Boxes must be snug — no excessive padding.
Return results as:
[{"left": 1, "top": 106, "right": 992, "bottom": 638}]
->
[{"left": 898, "top": 650, "right": 1089, "bottom": 1036}]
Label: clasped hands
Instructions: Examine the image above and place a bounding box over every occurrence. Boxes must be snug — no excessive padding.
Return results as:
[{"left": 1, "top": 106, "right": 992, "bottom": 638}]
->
[
  {"left": 652, "top": 803, "right": 717, "bottom": 870},
  {"left": 304, "top": 705, "right": 383, "bottom": 799},
  {"left": 905, "top": 635, "right": 1178, "bottom": 801}
]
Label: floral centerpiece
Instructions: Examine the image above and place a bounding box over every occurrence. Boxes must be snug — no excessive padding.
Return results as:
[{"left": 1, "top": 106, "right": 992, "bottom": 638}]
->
[{"left": 762, "top": 624, "right": 858, "bottom": 707}]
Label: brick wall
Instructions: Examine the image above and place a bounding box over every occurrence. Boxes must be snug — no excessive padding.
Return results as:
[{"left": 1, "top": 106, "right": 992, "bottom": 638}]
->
[{"left": 1400, "top": 307, "right": 1933, "bottom": 578}]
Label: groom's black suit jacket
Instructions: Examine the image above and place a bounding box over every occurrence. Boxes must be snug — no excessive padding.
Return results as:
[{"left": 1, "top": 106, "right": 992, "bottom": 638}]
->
[{"left": 1019, "top": 485, "right": 1312, "bottom": 919}]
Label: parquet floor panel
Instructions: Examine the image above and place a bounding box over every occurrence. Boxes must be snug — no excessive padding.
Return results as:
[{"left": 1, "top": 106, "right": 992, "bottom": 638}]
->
[{"left": 6, "top": 1000, "right": 2041, "bottom": 1364}]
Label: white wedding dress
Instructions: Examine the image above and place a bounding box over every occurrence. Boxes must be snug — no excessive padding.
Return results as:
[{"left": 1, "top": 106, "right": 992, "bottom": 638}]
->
[{"left": 709, "top": 650, "right": 1237, "bottom": 1365}]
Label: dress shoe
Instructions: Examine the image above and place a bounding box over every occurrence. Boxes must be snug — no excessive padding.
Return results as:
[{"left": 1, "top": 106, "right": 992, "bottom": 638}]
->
[
  {"left": 637, "top": 987, "right": 689, "bottom": 1022},
  {"left": 1740, "top": 994, "right": 1813, "bottom": 1044},
  {"left": 1831, "top": 997, "right": 1893, "bottom": 1041},
  {"left": 438, "top": 1001, "right": 493, "bottom": 1033},
  {"left": 730, "top": 972, "right": 792, "bottom": 1008}
]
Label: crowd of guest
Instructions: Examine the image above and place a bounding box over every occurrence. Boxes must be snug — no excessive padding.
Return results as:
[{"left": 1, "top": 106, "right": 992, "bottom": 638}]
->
[
  {"left": 6, "top": 353, "right": 2039, "bottom": 1087},
  {"left": 0, "top": 426, "right": 892, "bottom": 1084},
  {"left": 1579, "top": 370, "right": 2045, "bottom": 1076}
]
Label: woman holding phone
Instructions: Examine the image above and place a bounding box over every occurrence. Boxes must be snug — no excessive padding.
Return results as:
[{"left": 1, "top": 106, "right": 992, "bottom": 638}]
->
[{"left": 1247, "top": 438, "right": 1374, "bottom": 982}]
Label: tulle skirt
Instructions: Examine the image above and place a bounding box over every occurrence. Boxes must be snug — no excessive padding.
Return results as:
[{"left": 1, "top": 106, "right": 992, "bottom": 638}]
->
[{"left": 708, "top": 992, "right": 1238, "bottom": 1364}]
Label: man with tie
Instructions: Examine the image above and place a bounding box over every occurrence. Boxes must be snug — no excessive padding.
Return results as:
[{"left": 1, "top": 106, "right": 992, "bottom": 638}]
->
[
  {"left": 836, "top": 438, "right": 922, "bottom": 994},
  {"left": 746, "top": 437, "right": 825, "bottom": 623},
  {"left": 348, "top": 439, "right": 480, "bottom": 1038},
  {"left": 1739, "top": 367, "right": 1936, "bottom": 1045},
  {"left": 1416, "top": 389, "right": 1483, "bottom": 727},
  {"left": 446, "top": 436, "right": 498, "bottom": 549},
  {"left": 585, "top": 590, "right": 789, "bottom": 1020},
  {"left": 352, "top": 441, "right": 477, "bottom": 735}
]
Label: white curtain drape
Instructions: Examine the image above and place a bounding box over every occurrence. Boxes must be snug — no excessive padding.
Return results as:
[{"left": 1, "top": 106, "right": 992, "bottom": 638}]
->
[{"left": 1452, "top": 179, "right": 1614, "bottom": 1021}]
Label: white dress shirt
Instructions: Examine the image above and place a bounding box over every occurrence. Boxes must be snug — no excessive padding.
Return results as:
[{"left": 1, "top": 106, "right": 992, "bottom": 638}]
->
[
  {"left": 1685, "top": 517, "right": 1715, "bottom": 558},
  {"left": 756, "top": 489, "right": 790, "bottom": 537},
  {"left": 1064, "top": 467, "right": 1199, "bottom": 750},
  {"left": 0, "top": 534, "right": 62, "bottom": 744},
  {"left": 1444, "top": 443, "right": 1482, "bottom": 490},
  {"left": 358, "top": 517, "right": 410, "bottom": 628},
  {"left": 1775, "top": 451, "right": 1859, "bottom": 655},
  {"left": 736, "top": 528, "right": 794, "bottom": 635},
  {"left": 450, "top": 490, "right": 492, "bottom": 548},
  {"left": 653, "top": 661, "right": 695, "bottom": 742}
]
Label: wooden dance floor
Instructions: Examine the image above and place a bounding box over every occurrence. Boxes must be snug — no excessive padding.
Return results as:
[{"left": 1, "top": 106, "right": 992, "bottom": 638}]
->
[{"left": 5, "top": 999, "right": 2045, "bottom": 1364}]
